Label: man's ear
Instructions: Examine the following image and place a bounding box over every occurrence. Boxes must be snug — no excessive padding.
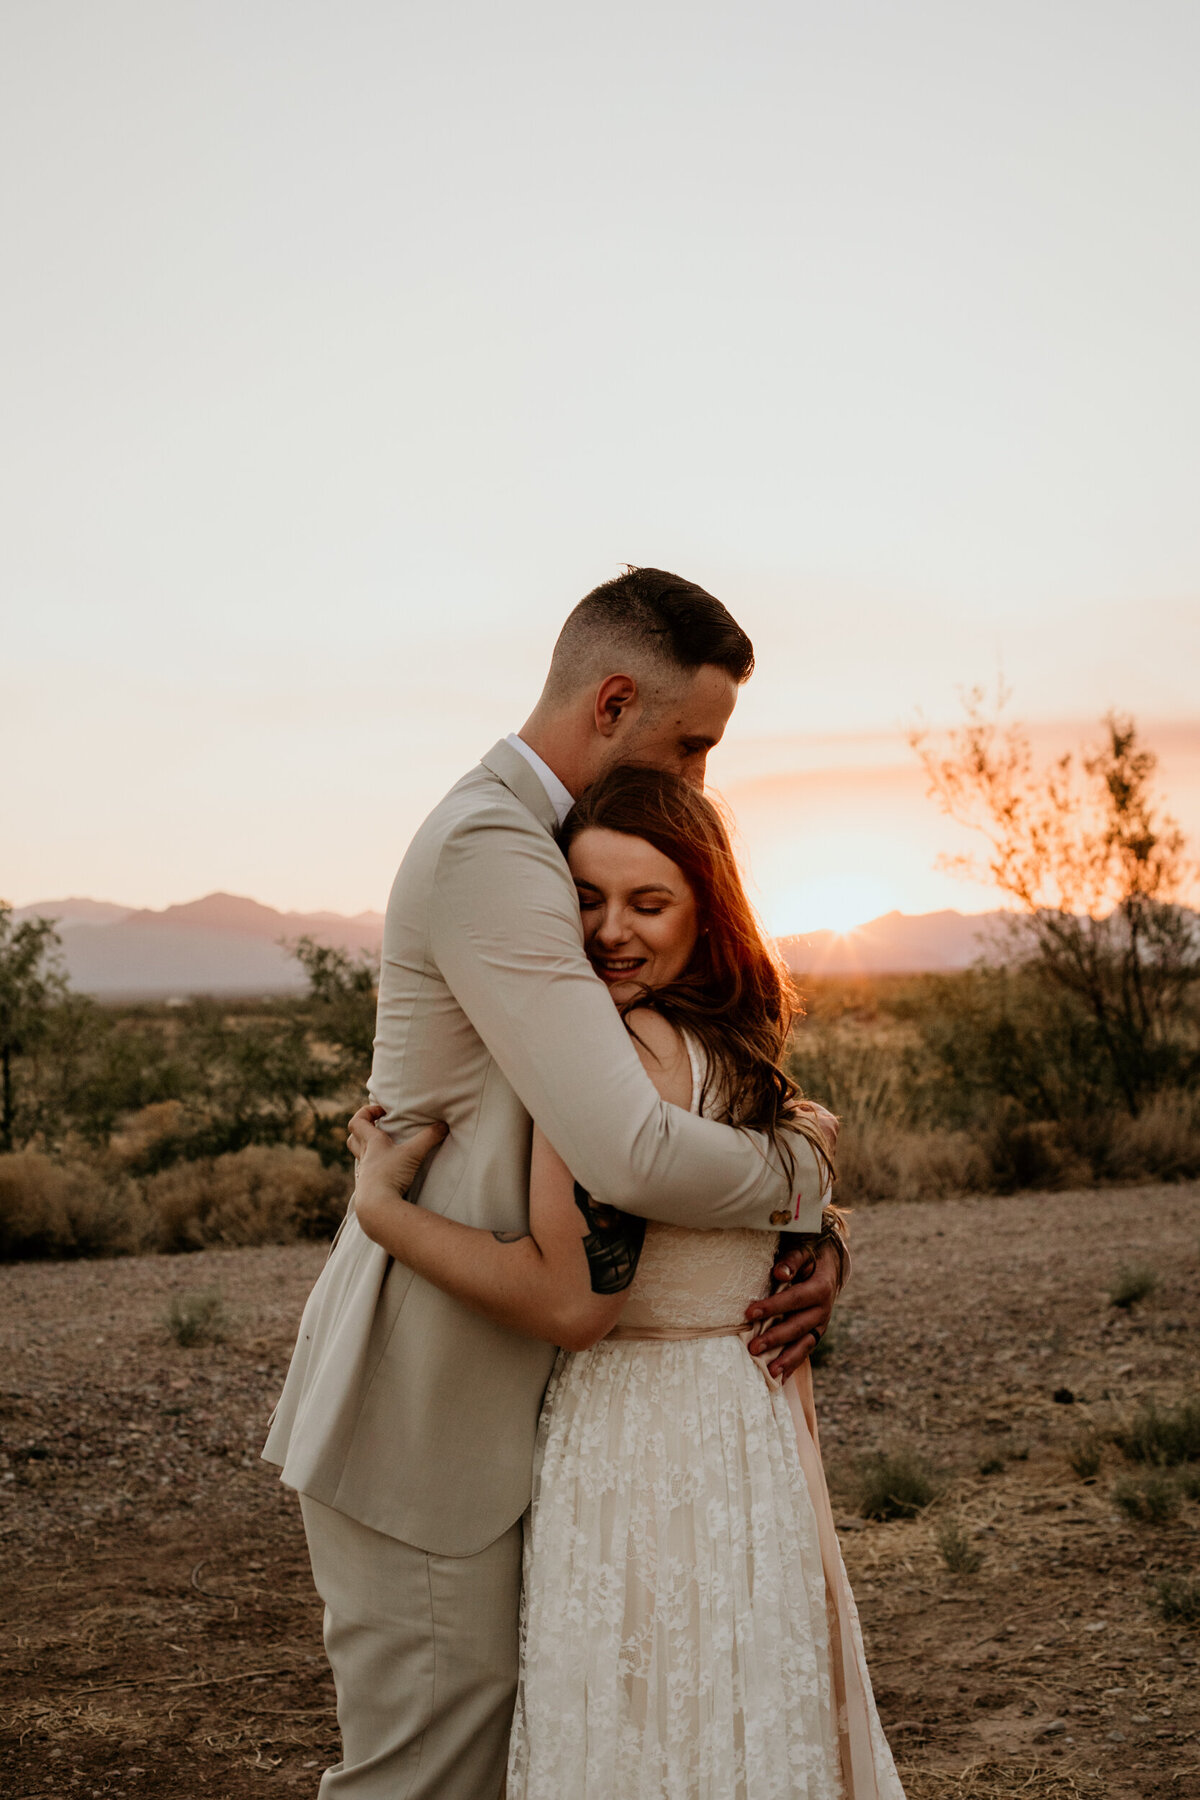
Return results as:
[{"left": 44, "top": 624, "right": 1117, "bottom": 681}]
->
[{"left": 594, "top": 673, "right": 638, "bottom": 738}]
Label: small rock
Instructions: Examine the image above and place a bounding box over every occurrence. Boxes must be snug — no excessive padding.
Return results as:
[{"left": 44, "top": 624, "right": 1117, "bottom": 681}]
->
[
  {"left": 1107, "top": 1730, "right": 1127, "bottom": 1742},
  {"left": 1035, "top": 1719, "right": 1067, "bottom": 1738}
]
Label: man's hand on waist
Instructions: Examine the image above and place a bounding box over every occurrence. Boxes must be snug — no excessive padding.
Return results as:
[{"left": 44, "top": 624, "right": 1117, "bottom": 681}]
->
[{"left": 743, "top": 1235, "right": 842, "bottom": 1381}]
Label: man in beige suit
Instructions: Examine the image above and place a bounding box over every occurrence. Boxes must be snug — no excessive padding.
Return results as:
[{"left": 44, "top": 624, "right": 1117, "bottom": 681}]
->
[{"left": 264, "top": 568, "right": 842, "bottom": 1799}]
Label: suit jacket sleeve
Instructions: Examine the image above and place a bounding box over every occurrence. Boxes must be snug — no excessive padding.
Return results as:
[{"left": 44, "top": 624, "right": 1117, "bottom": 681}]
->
[{"left": 426, "top": 811, "right": 826, "bottom": 1231}]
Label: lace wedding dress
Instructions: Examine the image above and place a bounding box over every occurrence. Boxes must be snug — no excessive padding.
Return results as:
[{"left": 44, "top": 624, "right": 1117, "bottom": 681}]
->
[{"left": 506, "top": 1038, "right": 905, "bottom": 1800}]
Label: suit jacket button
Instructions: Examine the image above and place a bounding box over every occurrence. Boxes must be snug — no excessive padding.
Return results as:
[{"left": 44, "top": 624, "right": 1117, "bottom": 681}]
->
[{"left": 770, "top": 1209, "right": 791, "bottom": 1225}]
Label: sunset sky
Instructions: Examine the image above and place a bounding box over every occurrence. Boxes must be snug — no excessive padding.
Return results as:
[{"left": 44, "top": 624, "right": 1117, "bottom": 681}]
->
[{"left": 3, "top": 2, "right": 1198, "bottom": 937}]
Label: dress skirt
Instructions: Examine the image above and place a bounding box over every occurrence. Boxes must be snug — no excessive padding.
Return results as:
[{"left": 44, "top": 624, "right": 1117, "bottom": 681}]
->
[{"left": 506, "top": 1336, "right": 847, "bottom": 1800}]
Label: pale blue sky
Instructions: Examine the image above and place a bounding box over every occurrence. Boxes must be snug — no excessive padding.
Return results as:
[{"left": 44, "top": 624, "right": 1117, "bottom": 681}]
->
[{"left": 3, "top": 1, "right": 1198, "bottom": 930}]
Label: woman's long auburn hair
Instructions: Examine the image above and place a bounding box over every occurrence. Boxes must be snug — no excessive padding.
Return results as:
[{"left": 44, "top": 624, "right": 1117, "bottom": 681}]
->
[{"left": 559, "top": 764, "right": 833, "bottom": 1188}]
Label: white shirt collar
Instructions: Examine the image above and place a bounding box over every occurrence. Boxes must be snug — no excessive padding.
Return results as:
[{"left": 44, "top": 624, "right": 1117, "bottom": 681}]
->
[{"left": 505, "top": 733, "right": 576, "bottom": 828}]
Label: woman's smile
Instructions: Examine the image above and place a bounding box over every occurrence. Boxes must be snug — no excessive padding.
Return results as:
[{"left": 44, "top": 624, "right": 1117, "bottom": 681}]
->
[
  {"left": 592, "top": 953, "right": 649, "bottom": 985},
  {"left": 566, "top": 826, "right": 700, "bottom": 1003}
]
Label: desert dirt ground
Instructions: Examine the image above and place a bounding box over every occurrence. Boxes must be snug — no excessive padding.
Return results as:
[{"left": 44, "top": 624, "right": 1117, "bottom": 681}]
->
[{"left": 2, "top": 1181, "right": 1198, "bottom": 1800}]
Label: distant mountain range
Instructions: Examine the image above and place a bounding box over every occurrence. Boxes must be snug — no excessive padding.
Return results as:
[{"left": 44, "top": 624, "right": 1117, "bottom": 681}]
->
[
  {"left": 14, "top": 891, "right": 1014, "bottom": 998},
  {"left": 13, "top": 893, "right": 387, "bottom": 999},
  {"left": 778, "top": 909, "right": 1010, "bottom": 976}
]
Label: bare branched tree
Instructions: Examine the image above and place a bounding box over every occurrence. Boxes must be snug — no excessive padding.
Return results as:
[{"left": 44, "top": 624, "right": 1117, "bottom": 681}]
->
[{"left": 911, "top": 693, "right": 1200, "bottom": 1113}]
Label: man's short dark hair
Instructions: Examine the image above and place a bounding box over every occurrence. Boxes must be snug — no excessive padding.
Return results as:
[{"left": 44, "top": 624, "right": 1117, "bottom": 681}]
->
[{"left": 546, "top": 567, "right": 754, "bottom": 699}]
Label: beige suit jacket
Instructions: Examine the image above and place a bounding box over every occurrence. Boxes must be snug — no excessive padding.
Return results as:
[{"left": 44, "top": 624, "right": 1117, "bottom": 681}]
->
[{"left": 263, "top": 740, "right": 826, "bottom": 1555}]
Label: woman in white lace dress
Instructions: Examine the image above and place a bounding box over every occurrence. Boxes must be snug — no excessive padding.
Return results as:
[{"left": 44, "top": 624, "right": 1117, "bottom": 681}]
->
[{"left": 349, "top": 767, "right": 905, "bottom": 1800}]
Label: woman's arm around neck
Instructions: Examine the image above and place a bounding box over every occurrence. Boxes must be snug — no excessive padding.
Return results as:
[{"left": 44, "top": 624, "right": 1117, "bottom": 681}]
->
[{"left": 351, "top": 1009, "right": 692, "bottom": 1350}]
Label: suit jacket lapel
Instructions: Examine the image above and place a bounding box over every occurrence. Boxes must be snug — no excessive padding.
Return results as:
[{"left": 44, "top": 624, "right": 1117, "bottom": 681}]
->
[{"left": 479, "top": 739, "right": 561, "bottom": 836}]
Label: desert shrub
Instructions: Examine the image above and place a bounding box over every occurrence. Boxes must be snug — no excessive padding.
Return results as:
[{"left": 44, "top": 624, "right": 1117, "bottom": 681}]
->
[
  {"left": 979, "top": 1102, "right": 1091, "bottom": 1194},
  {"left": 1104, "top": 1090, "right": 1200, "bottom": 1182},
  {"left": 0, "top": 1152, "right": 151, "bottom": 1258},
  {"left": 1112, "top": 1469, "right": 1180, "bottom": 1524},
  {"left": 905, "top": 967, "right": 1120, "bottom": 1131},
  {"left": 1107, "top": 1264, "right": 1158, "bottom": 1309},
  {"left": 854, "top": 1448, "right": 940, "bottom": 1520},
  {"left": 835, "top": 1119, "right": 988, "bottom": 1205},
  {"left": 164, "top": 1288, "right": 229, "bottom": 1346},
  {"left": 1110, "top": 1397, "right": 1200, "bottom": 1467},
  {"left": 109, "top": 1100, "right": 191, "bottom": 1166},
  {"left": 1068, "top": 1434, "right": 1102, "bottom": 1481},
  {"left": 142, "top": 1144, "right": 348, "bottom": 1252},
  {"left": 790, "top": 961, "right": 1200, "bottom": 1201},
  {"left": 1153, "top": 1574, "right": 1200, "bottom": 1625},
  {"left": 935, "top": 1516, "right": 982, "bottom": 1575}
]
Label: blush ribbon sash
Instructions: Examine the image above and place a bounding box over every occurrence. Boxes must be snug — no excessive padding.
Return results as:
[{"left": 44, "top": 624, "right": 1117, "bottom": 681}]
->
[{"left": 606, "top": 1320, "right": 885, "bottom": 1800}]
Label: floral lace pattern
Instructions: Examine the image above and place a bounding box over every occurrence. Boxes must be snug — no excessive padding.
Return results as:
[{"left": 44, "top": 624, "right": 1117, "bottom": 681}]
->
[
  {"left": 616, "top": 1220, "right": 775, "bottom": 1333},
  {"left": 506, "top": 1034, "right": 905, "bottom": 1800},
  {"left": 508, "top": 1337, "right": 844, "bottom": 1798}
]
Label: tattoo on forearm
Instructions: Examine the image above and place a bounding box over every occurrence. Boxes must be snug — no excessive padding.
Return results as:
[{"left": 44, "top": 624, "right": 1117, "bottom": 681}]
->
[
  {"left": 572, "top": 1181, "right": 645, "bottom": 1294},
  {"left": 492, "top": 1229, "right": 530, "bottom": 1244}
]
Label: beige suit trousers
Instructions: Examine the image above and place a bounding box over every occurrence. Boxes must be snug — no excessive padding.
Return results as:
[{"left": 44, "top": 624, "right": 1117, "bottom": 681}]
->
[{"left": 300, "top": 1495, "right": 521, "bottom": 1800}]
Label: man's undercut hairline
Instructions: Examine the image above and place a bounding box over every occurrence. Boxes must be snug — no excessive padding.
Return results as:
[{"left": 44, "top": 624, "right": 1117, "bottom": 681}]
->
[
  {"left": 545, "top": 631, "right": 715, "bottom": 709},
  {"left": 539, "top": 566, "right": 754, "bottom": 710}
]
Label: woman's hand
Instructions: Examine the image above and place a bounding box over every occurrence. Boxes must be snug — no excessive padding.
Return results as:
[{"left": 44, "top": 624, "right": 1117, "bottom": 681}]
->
[{"left": 347, "top": 1104, "right": 448, "bottom": 1199}]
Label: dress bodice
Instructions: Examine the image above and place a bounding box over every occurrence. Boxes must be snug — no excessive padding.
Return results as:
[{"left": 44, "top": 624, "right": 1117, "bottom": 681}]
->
[{"left": 612, "top": 1034, "right": 776, "bottom": 1335}]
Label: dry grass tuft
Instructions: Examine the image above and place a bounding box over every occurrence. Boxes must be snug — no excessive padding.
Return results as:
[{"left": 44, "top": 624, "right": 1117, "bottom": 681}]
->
[
  {"left": 1107, "top": 1263, "right": 1158, "bottom": 1309},
  {"left": 934, "top": 1516, "right": 983, "bottom": 1575},
  {"left": 1067, "top": 1434, "right": 1102, "bottom": 1481},
  {"left": 1109, "top": 1395, "right": 1200, "bottom": 1466},
  {"left": 1154, "top": 1572, "right": 1200, "bottom": 1624},
  {"left": 837, "top": 1120, "right": 988, "bottom": 1205},
  {"left": 163, "top": 1288, "right": 230, "bottom": 1347},
  {"left": 898, "top": 1760, "right": 1103, "bottom": 1800},
  {"left": 854, "top": 1447, "right": 941, "bottom": 1520},
  {"left": 1104, "top": 1090, "right": 1200, "bottom": 1182},
  {"left": 1111, "top": 1468, "right": 1180, "bottom": 1525}
]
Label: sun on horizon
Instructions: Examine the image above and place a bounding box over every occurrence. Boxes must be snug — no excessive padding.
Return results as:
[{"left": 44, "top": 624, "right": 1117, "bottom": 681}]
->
[{"left": 766, "top": 873, "right": 905, "bottom": 941}]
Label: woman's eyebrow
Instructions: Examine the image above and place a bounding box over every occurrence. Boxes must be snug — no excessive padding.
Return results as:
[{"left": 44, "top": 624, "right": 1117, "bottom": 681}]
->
[{"left": 573, "top": 878, "right": 676, "bottom": 897}]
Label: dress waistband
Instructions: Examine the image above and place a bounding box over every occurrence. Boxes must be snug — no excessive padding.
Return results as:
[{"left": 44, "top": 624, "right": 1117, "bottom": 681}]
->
[{"left": 605, "top": 1321, "right": 748, "bottom": 1342}]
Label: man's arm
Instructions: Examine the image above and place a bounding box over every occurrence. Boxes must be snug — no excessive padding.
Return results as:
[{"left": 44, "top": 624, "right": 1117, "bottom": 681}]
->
[{"left": 426, "top": 814, "right": 826, "bottom": 1232}]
